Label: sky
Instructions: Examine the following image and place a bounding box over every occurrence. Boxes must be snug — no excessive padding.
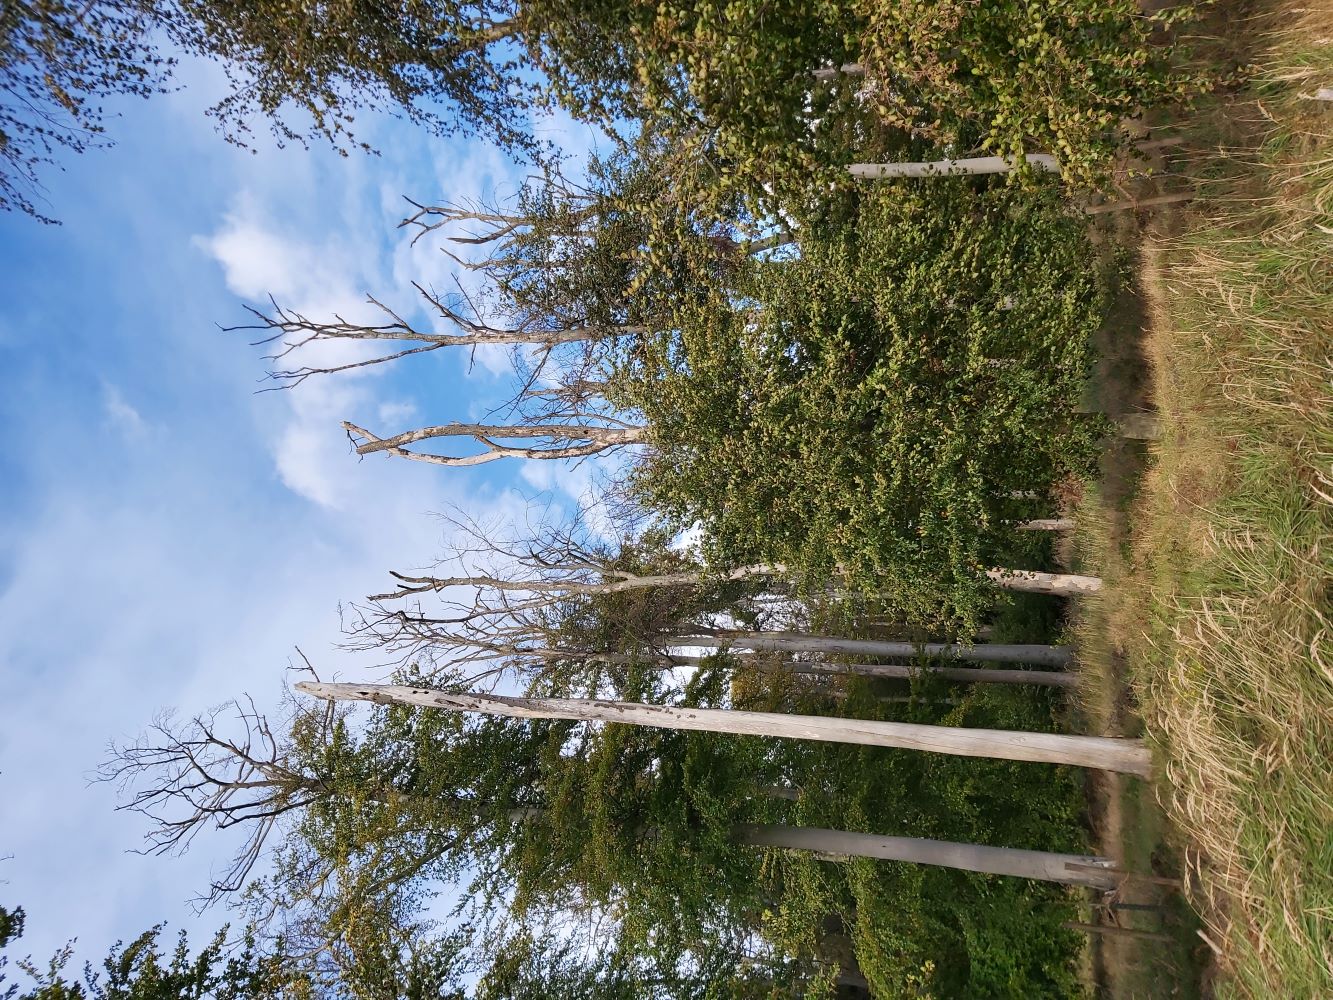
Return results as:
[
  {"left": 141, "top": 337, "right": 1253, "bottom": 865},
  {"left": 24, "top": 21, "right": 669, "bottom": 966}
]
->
[{"left": 0, "top": 57, "right": 606, "bottom": 968}]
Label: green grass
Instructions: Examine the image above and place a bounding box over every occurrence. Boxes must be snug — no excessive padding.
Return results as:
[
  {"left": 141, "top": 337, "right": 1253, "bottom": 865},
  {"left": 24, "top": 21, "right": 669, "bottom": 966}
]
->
[{"left": 1075, "top": 2, "right": 1333, "bottom": 994}]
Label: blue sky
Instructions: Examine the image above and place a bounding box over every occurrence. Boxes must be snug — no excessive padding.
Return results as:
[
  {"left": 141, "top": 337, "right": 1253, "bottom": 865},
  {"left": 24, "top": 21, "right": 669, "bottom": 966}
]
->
[{"left": 0, "top": 58, "right": 604, "bottom": 967}]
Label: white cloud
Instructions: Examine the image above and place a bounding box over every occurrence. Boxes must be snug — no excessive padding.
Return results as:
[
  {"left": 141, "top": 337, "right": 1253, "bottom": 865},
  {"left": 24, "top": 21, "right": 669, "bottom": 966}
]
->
[
  {"left": 195, "top": 192, "right": 404, "bottom": 509},
  {"left": 0, "top": 66, "right": 620, "bottom": 972},
  {"left": 377, "top": 399, "right": 418, "bottom": 426},
  {"left": 102, "top": 382, "right": 148, "bottom": 439}
]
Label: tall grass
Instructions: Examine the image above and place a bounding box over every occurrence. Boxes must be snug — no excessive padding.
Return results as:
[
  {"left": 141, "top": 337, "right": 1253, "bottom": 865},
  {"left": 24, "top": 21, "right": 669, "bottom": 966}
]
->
[{"left": 1088, "top": 3, "right": 1333, "bottom": 994}]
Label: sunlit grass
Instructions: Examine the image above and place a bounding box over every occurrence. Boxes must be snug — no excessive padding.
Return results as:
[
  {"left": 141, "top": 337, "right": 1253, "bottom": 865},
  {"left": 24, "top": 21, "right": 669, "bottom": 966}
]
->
[{"left": 1081, "top": 3, "right": 1333, "bottom": 994}]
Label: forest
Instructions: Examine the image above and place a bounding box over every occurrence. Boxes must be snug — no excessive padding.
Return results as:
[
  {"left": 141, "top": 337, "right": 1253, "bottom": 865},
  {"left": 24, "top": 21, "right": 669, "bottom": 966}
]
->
[{"left": 1, "top": 0, "right": 1330, "bottom": 997}]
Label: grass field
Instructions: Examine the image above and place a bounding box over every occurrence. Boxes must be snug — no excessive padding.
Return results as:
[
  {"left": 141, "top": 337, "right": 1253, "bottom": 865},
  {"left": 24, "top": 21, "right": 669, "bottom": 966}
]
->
[{"left": 1074, "top": 2, "right": 1333, "bottom": 995}]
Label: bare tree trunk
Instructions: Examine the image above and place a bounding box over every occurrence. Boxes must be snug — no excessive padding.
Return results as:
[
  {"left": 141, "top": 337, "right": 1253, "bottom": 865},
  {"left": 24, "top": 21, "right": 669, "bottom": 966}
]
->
[
  {"left": 296, "top": 683, "right": 1151, "bottom": 775},
  {"left": 985, "top": 569, "right": 1102, "bottom": 597},
  {"left": 734, "top": 823, "right": 1121, "bottom": 889},
  {"left": 342, "top": 420, "right": 646, "bottom": 467},
  {"left": 1015, "top": 518, "right": 1076, "bottom": 532},
  {"left": 370, "top": 562, "right": 787, "bottom": 602},
  {"left": 811, "top": 62, "right": 865, "bottom": 82},
  {"left": 669, "top": 632, "right": 1072, "bottom": 667},
  {"left": 530, "top": 650, "right": 1075, "bottom": 688},
  {"left": 1084, "top": 192, "right": 1195, "bottom": 215},
  {"left": 849, "top": 155, "right": 1062, "bottom": 179},
  {"left": 774, "top": 659, "right": 1075, "bottom": 689}
]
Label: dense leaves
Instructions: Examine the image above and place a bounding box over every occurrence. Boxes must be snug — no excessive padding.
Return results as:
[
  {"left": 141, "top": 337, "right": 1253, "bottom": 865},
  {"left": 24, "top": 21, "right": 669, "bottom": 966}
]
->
[
  {"left": 619, "top": 179, "right": 1109, "bottom": 630},
  {"left": 0, "top": 917, "right": 297, "bottom": 1000},
  {"left": 858, "top": 0, "right": 1197, "bottom": 187},
  {"left": 2, "top": 0, "right": 1201, "bottom": 220}
]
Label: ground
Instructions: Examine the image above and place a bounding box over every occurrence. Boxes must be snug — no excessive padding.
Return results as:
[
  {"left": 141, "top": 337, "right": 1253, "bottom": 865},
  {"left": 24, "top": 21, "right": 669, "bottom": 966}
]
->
[{"left": 1070, "top": 3, "right": 1332, "bottom": 995}]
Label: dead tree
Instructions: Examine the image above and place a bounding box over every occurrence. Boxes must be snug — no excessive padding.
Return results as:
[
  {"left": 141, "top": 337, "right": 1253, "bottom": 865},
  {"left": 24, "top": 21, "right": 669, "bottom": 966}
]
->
[
  {"left": 984, "top": 568, "right": 1102, "bottom": 597},
  {"left": 670, "top": 630, "right": 1072, "bottom": 667},
  {"left": 241, "top": 291, "right": 638, "bottom": 390},
  {"left": 527, "top": 649, "right": 1076, "bottom": 689},
  {"left": 342, "top": 419, "right": 646, "bottom": 468},
  {"left": 736, "top": 824, "right": 1120, "bottom": 889},
  {"left": 98, "top": 696, "right": 336, "bottom": 900},
  {"left": 296, "top": 682, "right": 1153, "bottom": 775}
]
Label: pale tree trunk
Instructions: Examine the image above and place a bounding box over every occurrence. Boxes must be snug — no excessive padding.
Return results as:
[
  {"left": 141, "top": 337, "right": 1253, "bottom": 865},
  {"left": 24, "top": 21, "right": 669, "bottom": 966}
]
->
[
  {"left": 1015, "top": 518, "right": 1076, "bottom": 532},
  {"left": 775, "top": 659, "right": 1075, "bottom": 689},
  {"left": 985, "top": 569, "right": 1102, "bottom": 596},
  {"left": 811, "top": 62, "right": 865, "bottom": 82},
  {"left": 370, "top": 562, "right": 787, "bottom": 602},
  {"left": 849, "top": 155, "right": 1062, "bottom": 179},
  {"left": 1084, "top": 192, "right": 1195, "bottom": 215},
  {"left": 342, "top": 420, "right": 645, "bottom": 468},
  {"left": 295, "top": 683, "right": 1151, "bottom": 775},
  {"left": 734, "top": 823, "right": 1121, "bottom": 889},
  {"left": 533, "top": 651, "right": 1075, "bottom": 688},
  {"left": 505, "top": 801, "right": 1123, "bottom": 889},
  {"left": 247, "top": 287, "right": 632, "bottom": 386},
  {"left": 669, "top": 632, "right": 1072, "bottom": 668}
]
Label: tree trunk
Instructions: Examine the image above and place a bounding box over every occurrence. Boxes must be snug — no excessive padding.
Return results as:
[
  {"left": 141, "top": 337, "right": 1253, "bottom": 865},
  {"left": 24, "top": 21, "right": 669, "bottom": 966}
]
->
[
  {"left": 985, "top": 569, "right": 1102, "bottom": 596},
  {"left": 295, "top": 683, "right": 1151, "bottom": 775},
  {"left": 783, "top": 660, "right": 1074, "bottom": 688},
  {"left": 370, "top": 562, "right": 787, "bottom": 602},
  {"left": 531, "top": 651, "right": 1075, "bottom": 688},
  {"left": 849, "top": 155, "right": 1061, "bottom": 179},
  {"left": 811, "top": 62, "right": 865, "bottom": 82},
  {"left": 734, "top": 823, "right": 1121, "bottom": 889},
  {"left": 670, "top": 632, "right": 1072, "bottom": 667},
  {"left": 342, "top": 420, "right": 646, "bottom": 467},
  {"left": 1015, "top": 518, "right": 1076, "bottom": 532}
]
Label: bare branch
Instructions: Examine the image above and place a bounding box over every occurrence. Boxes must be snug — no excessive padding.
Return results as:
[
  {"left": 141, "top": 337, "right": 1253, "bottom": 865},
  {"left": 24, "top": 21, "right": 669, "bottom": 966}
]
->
[{"left": 342, "top": 420, "right": 646, "bottom": 468}]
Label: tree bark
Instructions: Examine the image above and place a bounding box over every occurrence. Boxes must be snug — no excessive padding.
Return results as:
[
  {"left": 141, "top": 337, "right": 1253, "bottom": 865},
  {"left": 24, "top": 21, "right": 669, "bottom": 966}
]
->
[
  {"left": 777, "top": 659, "right": 1075, "bottom": 688},
  {"left": 811, "top": 62, "right": 865, "bottom": 82},
  {"left": 985, "top": 568, "right": 1102, "bottom": 596},
  {"left": 530, "top": 651, "right": 1076, "bottom": 688},
  {"left": 668, "top": 632, "right": 1072, "bottom": 668},
  {"left": 342, "top": 420, "right": 645, "bottom": 467},
  {"left": 296, "top": 683, "right": 1151, "bottom": 775},
  {"left": 370, "top": 562, "right": 787, "bottom": 602},
  {"left": 735, "top": 823, "right": 1121, "bottom": 889},
  {"left": 849, "top": 155, "right": 1061, "bottom": 179}
]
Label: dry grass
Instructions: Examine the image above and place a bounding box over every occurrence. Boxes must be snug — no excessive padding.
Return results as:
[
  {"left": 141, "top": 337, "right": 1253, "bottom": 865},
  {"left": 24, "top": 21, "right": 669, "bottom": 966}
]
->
[{"left": 1080, "top": 2, "right": 1333, "bottom": 994}]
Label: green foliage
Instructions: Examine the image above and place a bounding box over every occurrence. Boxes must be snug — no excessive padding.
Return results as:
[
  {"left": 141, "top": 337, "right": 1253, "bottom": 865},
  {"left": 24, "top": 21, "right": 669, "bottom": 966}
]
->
[
  {"left": 528, "top": 0, "right": 871, "bottom": 214},
  {"left": 0, "top": 916, "right": 297, "bottom": 1000},
  {"left": 858, "top": 0, "right": 1199, "bottom": 187},
  {"left": 618, "top": 178, "right": 1109, "bottom": 630},
  {"left": 159, "top": 0, "right": 535, "bottom": 156},
  {"left": 0, "top": 0, "right": 172, "bottom": 221},
  {"left": 759, "top": 674, "right": 1088, "bottom": 999},
  {"left": 1, "top": 906, "right": 24, "bottom": 1000}
]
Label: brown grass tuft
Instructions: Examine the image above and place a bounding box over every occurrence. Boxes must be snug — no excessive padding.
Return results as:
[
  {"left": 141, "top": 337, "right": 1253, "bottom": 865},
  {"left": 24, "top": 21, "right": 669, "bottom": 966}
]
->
[{"left": 1078, "top": 0, "right": 1333, "bottom": 994}]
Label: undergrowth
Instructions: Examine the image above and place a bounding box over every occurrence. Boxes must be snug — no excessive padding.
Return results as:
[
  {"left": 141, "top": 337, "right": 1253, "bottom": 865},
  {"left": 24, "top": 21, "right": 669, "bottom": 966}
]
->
[{"left": 1079, "top": 3, "right": 1333, "bottom": 994}]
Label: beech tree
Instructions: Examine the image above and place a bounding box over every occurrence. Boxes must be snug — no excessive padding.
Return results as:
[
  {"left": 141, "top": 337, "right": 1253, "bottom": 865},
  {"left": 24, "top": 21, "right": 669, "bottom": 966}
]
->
[
  {"left": 0, "top": 913, "right": 300, "bottom": 999},
  {"left": 294, "top": 681, "right": 1150, "bottom": 775},
  {"left": 106, "top": 662, "right": 1101, "bottom": 996},
  {"left": 0, "top": 0, "right": 171, "bottom": 221},
  {"left": 612, "top": 177, "right": 1111, "bottom": 631}
]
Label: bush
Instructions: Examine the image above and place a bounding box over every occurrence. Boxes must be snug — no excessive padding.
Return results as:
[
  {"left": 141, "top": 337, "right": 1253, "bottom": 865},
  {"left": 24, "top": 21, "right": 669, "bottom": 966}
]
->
[
  {"left": 857, "top": 0, "right": 1199, "bottom": 186},
  {"left": 618, "top": 179, "right": 1109, "bottom": 630}
]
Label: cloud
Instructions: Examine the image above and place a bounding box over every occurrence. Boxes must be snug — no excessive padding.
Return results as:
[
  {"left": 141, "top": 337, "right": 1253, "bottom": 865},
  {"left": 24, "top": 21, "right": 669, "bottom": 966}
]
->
[
  {"left": 102, "top": 382, "right": 148, "bottom": 439},
  {"left": 377, "top": 399, "right": 418, "bottom": 426},
  {"left": 194, "top": 190, "right": 405, "bottom": 509},
  {"left": 0, "top": 59, "right": 616, "bottom": 972}
]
